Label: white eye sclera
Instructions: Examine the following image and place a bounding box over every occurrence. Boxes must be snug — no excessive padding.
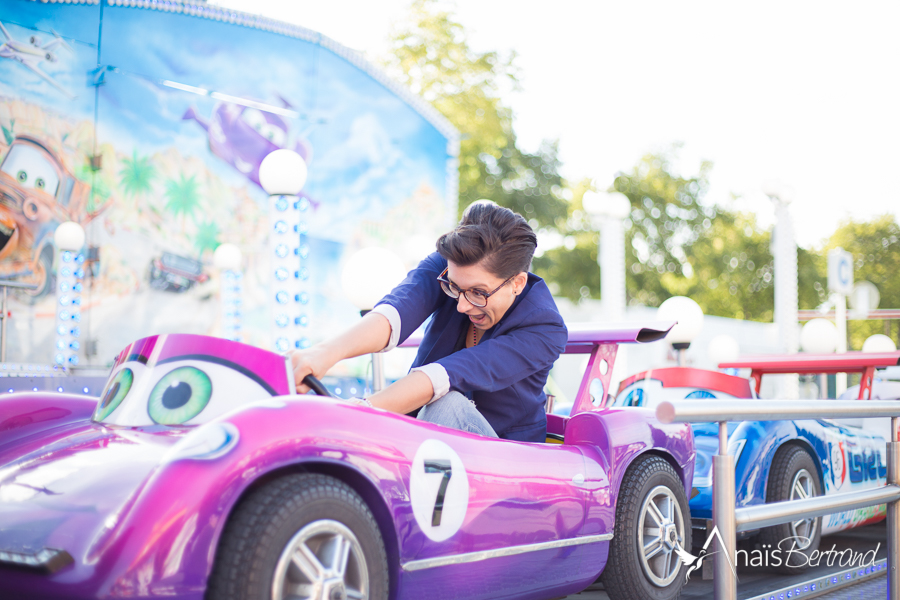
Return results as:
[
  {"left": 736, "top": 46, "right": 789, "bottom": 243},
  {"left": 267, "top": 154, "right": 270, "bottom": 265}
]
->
[{"left": 93, "top": 358, "right": 275, "bottom": 427}]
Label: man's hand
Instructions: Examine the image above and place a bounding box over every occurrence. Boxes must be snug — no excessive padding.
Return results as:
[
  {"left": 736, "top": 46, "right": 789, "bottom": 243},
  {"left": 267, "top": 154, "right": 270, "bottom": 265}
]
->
[{"left": 290, "top": 349, "right": 332, "bottom": 393}]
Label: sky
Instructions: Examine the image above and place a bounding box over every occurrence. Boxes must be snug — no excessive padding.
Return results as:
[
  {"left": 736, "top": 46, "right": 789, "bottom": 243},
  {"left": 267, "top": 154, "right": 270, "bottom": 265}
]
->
[{"left": 210, "top": 0, "right": 900, "bottom": 249}]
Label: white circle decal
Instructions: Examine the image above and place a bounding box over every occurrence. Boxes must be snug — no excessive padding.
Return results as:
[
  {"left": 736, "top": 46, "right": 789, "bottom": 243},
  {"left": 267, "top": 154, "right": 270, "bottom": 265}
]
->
[{"left": 410, "top": 439, "right": 469, "bottom": 541}]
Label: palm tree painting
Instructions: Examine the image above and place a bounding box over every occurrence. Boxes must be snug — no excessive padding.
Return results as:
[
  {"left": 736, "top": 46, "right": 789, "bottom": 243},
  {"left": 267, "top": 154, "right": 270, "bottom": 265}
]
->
[
  {"left": 193, "top": 220, "right": 220, "bottom": 257},
  {"left": 119, "top": 150, "right": 157, "bottom": 200},
  {"left": 164, "top": 173, "right": 201, "bottom": 233}
]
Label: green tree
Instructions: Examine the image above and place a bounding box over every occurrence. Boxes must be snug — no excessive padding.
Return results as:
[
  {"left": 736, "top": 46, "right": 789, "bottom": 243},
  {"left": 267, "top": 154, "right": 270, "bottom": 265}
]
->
[
  {"left": 382, "top": 0, "right": 567, "bottom": 227},
  {"left": 164, "top": 173, "right": 201, "bottom": 232},
  {"left": 823, "top": 216, "right": 900, "bottom": 349},
  {"left": 119, "top": 150, "right": 157, "bottom": 200}
]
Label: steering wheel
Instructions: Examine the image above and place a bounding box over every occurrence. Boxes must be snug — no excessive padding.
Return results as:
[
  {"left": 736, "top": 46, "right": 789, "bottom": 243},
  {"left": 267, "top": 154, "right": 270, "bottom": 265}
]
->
[{"left": 302, "top": 375, "right": 333, "bottom": 398}]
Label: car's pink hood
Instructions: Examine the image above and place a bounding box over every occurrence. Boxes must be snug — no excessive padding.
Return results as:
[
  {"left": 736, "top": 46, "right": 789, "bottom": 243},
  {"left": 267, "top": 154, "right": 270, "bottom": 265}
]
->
[{"left": 0, "top": 420, "right": 181, "bottom": 564}]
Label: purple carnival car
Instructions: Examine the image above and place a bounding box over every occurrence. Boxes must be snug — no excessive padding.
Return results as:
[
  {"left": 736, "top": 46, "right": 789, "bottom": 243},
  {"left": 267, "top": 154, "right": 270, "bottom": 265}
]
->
[{"left": 0, "top": 322, "right": 694, "bottom": 600}]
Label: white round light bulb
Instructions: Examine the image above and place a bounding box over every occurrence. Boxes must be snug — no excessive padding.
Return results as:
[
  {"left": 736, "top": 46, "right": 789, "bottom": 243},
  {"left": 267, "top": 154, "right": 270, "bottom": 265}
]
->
[
  {"left": 862, "top": 334, "right": 896, "bottom": 353},
  {"left": 213, "top": 243, "right": 242, "bottom": 271},
  {"left": 54, "top": 221, "right": 86, "bottom": 251},
  {"left": 259, "top": 149, "right": 308, "bottom": 196},
  {"left": 800, "top": 318, "right": 838, "bottom": 354},
  {"left": 341, "top": 247, "right": 407, "bottom": 311},
  {"left": 657, "top": 296, "right": 705, "bottom": 345}
]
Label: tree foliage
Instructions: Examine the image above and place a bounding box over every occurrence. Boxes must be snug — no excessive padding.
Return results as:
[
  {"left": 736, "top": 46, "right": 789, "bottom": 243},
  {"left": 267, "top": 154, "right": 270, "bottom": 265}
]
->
[
  {"left": 382, "top": 0, "right": 567, "bottom": 228},
  {"left": 824, "top": 216, "right": 900, "bottom": 349}
]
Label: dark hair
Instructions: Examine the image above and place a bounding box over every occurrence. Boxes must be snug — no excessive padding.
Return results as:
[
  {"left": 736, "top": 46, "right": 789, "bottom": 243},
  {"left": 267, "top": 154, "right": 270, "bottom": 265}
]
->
[{"left": 436, "top": 200, "right": 537, "bottom": 279}]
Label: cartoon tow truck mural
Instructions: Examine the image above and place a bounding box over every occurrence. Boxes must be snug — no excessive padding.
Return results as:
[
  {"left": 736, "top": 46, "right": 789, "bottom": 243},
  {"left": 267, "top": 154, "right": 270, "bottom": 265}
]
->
[{"left": 0, "top": 135, "right": 105, "bottom": 300}]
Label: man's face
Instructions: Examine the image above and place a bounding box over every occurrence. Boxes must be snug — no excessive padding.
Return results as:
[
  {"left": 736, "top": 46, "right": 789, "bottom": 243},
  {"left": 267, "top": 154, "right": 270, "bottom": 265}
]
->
[{"left": 445, "top": 260, "right": 525, "bottom": 330}]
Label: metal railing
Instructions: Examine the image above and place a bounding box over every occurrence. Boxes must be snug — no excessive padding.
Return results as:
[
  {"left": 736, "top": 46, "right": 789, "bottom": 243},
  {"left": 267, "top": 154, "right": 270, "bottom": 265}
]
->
[
  {"left": 656, "top": 399, "right": 900, "bottom": 600},
  {"left": 0, "top": 281, "right": 38, "bottom": 362}
]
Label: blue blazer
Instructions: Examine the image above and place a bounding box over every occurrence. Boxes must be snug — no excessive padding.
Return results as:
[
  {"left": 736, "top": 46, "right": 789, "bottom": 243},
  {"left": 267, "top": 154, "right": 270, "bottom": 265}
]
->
[{"left": 377, "top": 253, "right": 568, "bottom": 442}]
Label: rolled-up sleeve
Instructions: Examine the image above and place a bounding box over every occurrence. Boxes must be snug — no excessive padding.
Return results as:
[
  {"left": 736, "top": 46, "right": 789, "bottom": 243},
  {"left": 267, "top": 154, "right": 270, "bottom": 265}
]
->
[
  {"left": 374, "top": 252, "right": 447, "bottom": 344},
  {"left": 370, "top": 304, "right": 401, "bottom": 352},
  {"left": 411, "top": 363, "right": 450, "bottom": 403}
]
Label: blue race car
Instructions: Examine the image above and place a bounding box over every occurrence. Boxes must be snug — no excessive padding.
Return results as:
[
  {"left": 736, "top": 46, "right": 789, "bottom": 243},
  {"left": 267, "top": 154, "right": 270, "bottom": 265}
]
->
[{"left": 612, "top": 350, "right": 900, "bottom": 571}]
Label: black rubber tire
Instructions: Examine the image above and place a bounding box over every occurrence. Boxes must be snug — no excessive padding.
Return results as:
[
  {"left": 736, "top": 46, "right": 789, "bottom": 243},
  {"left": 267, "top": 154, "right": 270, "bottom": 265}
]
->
[
  {"left": 759, "top": 445, "right": 822, "bottom": 573},
  {"left": 206, "top": 473, "right": 389, "bottom": 600},
  {"left": 601, "top": 455, "right": 690, "bottom": 600}
]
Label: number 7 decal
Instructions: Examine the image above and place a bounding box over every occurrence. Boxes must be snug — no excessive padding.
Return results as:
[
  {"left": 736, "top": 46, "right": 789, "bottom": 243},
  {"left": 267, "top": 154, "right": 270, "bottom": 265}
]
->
[
  {"left": 411, "top": 439, "right": 469, "bottom": 541},
  {"left": 424, "top": 460, "right": 452, "bottom": 526}
]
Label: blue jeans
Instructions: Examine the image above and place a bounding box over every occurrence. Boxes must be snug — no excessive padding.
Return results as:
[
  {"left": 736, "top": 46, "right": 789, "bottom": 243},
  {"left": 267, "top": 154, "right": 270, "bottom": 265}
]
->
[{"left": 417, "top": 391, "right": 498, "bottom": 438}]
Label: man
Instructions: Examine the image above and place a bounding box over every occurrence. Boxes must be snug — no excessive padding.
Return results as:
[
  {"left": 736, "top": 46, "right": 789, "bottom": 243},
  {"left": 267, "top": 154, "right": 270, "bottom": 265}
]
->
[{"left": 291, "top": 201, "right": 567, "bottom": 442}]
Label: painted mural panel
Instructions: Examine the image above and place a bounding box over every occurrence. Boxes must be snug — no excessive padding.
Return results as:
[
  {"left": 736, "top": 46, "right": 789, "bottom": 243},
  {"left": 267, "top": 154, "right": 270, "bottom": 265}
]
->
[{"left": 0, "top": 0, "right": 456, "bottom": 370}]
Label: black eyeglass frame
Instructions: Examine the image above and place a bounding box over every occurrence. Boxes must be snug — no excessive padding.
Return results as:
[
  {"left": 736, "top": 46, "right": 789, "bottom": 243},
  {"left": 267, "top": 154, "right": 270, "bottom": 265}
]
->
[{"left": 436, "top": 267, "right": 516, "bottom": 308}]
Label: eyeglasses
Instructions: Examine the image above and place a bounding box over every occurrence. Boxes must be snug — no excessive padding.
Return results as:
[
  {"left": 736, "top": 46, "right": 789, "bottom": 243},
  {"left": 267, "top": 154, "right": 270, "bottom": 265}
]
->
[{"left": 436, "top": 267, "right": 515, "bottom": 308}]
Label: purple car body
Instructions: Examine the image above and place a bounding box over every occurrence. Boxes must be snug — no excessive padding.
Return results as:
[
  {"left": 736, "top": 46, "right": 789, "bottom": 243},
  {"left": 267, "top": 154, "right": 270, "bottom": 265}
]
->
[{"left": 0, "top": 323, "right": 694, "bottom": 600}]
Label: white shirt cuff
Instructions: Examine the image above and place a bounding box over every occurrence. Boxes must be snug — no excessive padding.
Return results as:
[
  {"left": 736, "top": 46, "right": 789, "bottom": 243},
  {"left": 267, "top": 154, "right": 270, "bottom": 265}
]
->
[
  {"left": 411, "top": 363, "right": 450, "bottom": 404},
  {"left": 371, "top": 304, "right": 401, "bottom": 352}
]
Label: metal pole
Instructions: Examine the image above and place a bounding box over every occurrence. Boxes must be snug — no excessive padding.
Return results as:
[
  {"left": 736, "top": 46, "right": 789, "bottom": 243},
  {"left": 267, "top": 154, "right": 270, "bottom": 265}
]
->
[
  {"left": 713, "top": 421, "right": 737, "bottom": 600},
  {"left": 889, "top": 417, "right": 900, "bottom": 600},
  {"left": 0, "top": 285, "right": 7, "bottom": 363},
  {"left": 371, "top": 352, "right": 385, "bottom": 393},
  {"left": 835, "top": 293, "right": 848, "bottom": 395}
]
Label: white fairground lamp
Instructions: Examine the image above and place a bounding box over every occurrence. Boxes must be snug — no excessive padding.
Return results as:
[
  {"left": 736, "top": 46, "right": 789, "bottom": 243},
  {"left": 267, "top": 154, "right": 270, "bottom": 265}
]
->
[
  {"left": 341, "top": 247, "right": 406, "bottom": 392},
  {"left": 657, "top": 296, "right": 704, "bottom": 366},
  {"left": 800, "top": 318, "right": 837, "bottom": 354},
  {"left": 260, "top": 149, "right": 310, "bottom": 354},
  {"left": 53, "top": 221, "right": 86, "bottom": 368},
  {"left": 862, "top": 334, "right": 897, "bottom": 353}
]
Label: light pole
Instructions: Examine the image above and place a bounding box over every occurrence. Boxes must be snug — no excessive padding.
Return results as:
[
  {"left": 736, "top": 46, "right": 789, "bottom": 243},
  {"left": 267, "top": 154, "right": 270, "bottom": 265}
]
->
[
  {"left": 768, "top": 190, "right": 800, "bottom": 399},
  {"left": 800, "top": 317, "right": 837, "bottom": 398},
  {"left": 582, "top": 190, "right": 631, "bottom": 322},
  {"left": 53, "top": 222, "right": 86, "bottom": 369},
  {"left": 657, "top": 296, "right": 705, "bottom": 367},
  {"left": 213, "top": 243, "right": 243, "bottom": 342},
  {"left": 340, "top": 247, "right": 406, "bottom": 392},
  {"left": 259, "top": 149, "right": 309, "bottom": 354}
]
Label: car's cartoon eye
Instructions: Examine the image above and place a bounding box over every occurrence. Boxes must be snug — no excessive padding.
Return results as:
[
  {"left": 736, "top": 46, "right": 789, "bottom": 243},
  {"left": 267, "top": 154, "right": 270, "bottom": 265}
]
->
[
  {"left": 685, "top": 390, "right": 716, "bottom": 399},
  {"left": 16, "top": 170, "right": 27, "bottom": 183},
  {"left": 95, "top": 368, "right": 134, "bottom": 420},
  {"left": 148, "top": 366, "right": 213, "bottom": 425},
  {"left": 35, "top": 178, "right": 45, "bottom": 189}
]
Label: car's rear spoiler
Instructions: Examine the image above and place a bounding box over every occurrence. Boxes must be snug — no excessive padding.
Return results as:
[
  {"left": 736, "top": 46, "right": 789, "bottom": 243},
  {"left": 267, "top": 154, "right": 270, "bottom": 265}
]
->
[
  {"left": 398, "top": 321, "right": 676, "bottom": 351},
  {"left": 720, "top": 351, "right": 900, "bottom": 398}
]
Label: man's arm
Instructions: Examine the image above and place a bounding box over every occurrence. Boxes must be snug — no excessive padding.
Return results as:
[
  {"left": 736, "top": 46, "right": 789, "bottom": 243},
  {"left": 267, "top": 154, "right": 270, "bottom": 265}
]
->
[{"left": 290, "top": 311, "right": 391, "bottom": 392}]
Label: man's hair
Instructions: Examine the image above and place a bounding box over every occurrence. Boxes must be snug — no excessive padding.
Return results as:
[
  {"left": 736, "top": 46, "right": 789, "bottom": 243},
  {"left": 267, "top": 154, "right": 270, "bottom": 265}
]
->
[{"left": 436, "top": 200, "right": 537, "bottom": 279}]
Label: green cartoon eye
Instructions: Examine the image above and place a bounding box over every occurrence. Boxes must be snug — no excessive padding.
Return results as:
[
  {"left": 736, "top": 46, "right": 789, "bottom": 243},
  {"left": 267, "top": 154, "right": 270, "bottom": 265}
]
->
[
  {"left": 35, "top": 178, "right": 45, "bottom": 189},
  {"left": 16, "top": 170, "right": 27, "bottom": 183},
  {"left": 148, "top": 366, "right": 212, "bottom": 425},
  {"left": 95, "top": 368, "right": 134, "bottom": 420}
]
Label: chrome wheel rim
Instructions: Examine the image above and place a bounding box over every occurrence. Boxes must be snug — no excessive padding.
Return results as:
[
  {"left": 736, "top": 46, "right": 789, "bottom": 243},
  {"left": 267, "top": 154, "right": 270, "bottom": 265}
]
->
[
  {"left": 788, "top": 468, "right": 818, "bottom": 549},
  {"left": 638, "top": 485, "right": 685, "bottom": 587},
  {"left": 272, "top": 519, "right": 368, "bottom": 600}
]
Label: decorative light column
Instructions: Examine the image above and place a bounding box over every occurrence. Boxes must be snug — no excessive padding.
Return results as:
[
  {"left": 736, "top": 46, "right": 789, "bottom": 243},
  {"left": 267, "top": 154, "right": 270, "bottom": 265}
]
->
[
  {"left": 53, "top": 222, "right": 86, "bottom": 368},
  {"left": 259, "top": 149, "right": 309, "bottom": 354},
  {"left": 340, "top": 247, "right": 406, "bottom": 392},
  {"left": 213, "top": 243, "right": 243, "bottom": 342},
  {"left": 582, "top": 190, "right": 631, "bottom": 322},
  {"left": 800, "top": 317, "right": 837, "bottom": 398},
  {"left": 769, "top": 192, "right": 799, "bottom": 399},
  {"left": 657, "top": 296, "right": 705, "bottom": 367}
]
